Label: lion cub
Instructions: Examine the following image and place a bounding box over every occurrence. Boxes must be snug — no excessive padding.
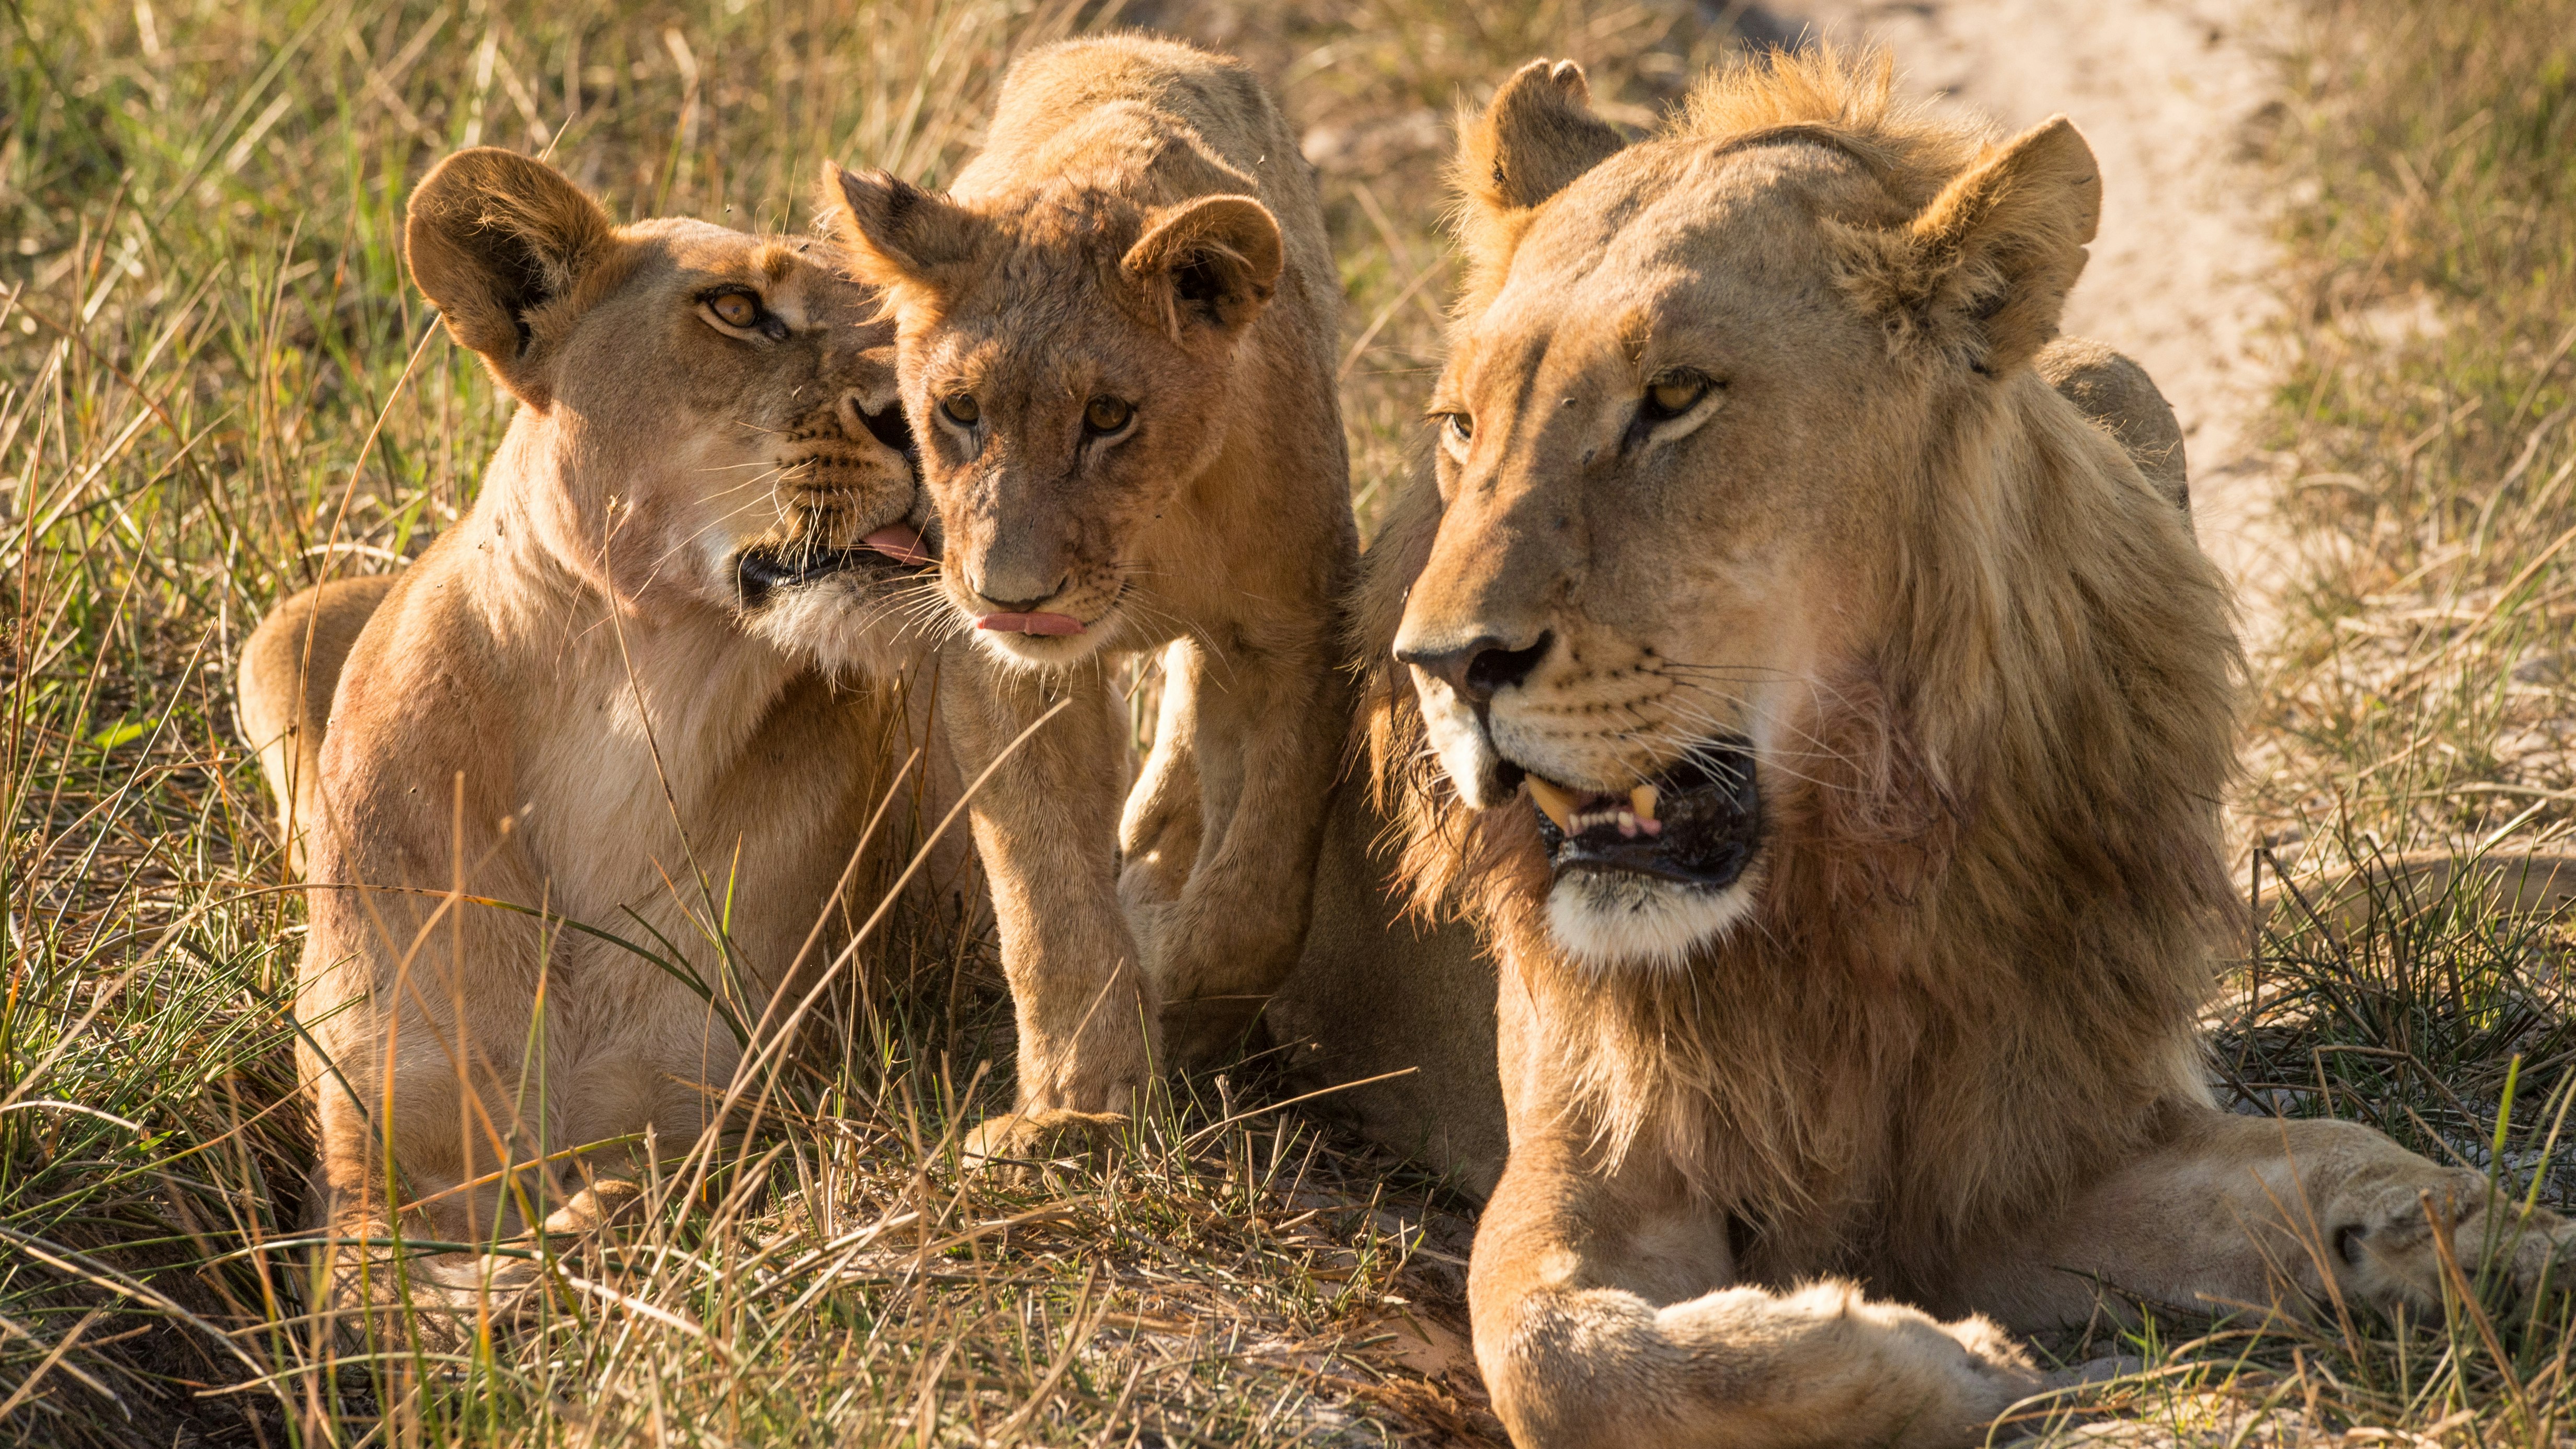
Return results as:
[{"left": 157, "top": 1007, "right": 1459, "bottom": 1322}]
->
[
  {"left": 824, "top": 37, "right": 1355, "bottom": 1125},
  {"left": 237, "top": 148, "right": 957, "bottom": 1329}
]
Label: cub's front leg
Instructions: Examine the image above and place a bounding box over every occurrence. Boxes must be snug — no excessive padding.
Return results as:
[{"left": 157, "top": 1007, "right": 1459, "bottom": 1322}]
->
[
  {"left": 1130, "top": 628, "right": 1350, "bottom": 1066},
  {"left": 941, "top": 654, "right": 1158, "bottom": 1125},
  {"left": 1471, "top": 1137, "right": 2044, "bottom": 1449}
]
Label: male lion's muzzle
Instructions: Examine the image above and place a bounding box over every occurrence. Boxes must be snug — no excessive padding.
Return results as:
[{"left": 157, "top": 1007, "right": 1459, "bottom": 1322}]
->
[{"left": 1522, "top": 743, "right": 1763, "bottom": 891}]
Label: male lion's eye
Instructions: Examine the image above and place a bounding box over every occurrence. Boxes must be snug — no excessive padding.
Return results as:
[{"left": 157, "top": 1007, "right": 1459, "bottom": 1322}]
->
[
  {"left": 1084, "top": 396, "right": 1133, "bottom": 435},
  {"left": 942, "top": 394, "right": 981, "bottom": 427},
  {"left": 708, "top": 292, "right": 763, "bottom": 329},
  {"left": 1642, "top": 374, "right": 1710, "bottom": 421}
]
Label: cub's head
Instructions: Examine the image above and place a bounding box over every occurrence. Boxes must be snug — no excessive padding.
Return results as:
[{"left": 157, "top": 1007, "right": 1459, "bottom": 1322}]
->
[
  {"left": 1392, "top": 55, "right": 2120, "bottom": 970},
  {"left": 406, "top": 148, "right": 932, "bottom": 672},
  {"left": 819, "top": 161, "right": 1283, "bottom": 667}
]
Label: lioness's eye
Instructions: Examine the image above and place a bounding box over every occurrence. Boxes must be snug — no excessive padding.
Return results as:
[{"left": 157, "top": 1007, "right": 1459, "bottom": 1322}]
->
[
  {"left": 942, "top": 394, "right": 981, "bottom": 427},
  {"left": 1084, "top": 396, "right": 1133, "bottom": 434},
  {"left": 1642, "top": 374, "right": 1710, "bottom": 421},
  {"left": 708, "top": 291, "right": 762, "bottom": 329},
  {"left": 1442, "top": 412, "right": 1474, "bottom": 443}
]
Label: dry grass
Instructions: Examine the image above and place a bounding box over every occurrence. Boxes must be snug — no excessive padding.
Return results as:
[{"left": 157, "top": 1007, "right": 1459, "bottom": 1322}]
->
[{"left": 5, "top": 0, "right": 2574, "bottom": 1443}]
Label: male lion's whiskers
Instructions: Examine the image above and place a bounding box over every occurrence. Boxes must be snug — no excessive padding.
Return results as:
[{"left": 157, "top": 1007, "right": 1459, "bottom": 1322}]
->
[{"left": 1634, "top": 697, "right": 1856, "bottom": 797}]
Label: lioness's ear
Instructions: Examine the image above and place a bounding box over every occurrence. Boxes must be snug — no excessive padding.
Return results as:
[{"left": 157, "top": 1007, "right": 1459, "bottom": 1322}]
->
[
  {"left": 1862, "top": 116, "right": 2100, "bottom": 378},
  {"left": 1452, "top": 60, "right": 1626, "bottom": 304},
  {"left": 1121, "top": 195, "right": 1282, "bottom": 337},
  {"left": 819, "top": 163, "right": 985, "bottom": 312},
  {"left": 405, "top": 147, "right": 616, "bottom": 411}
]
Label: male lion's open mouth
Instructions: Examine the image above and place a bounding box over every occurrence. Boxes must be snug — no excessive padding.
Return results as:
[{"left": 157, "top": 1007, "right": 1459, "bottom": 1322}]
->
[{"left": 1519, "top": 740, "right": 1762, "bottom": 891}]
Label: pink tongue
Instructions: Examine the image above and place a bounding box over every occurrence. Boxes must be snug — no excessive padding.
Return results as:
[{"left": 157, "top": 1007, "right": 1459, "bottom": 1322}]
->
[
  {"left": 862, "top": 523, "right": 934, "bottom": 565},
  {"left": 976, "top": 612, "right": 1086, "bottom": 636}
]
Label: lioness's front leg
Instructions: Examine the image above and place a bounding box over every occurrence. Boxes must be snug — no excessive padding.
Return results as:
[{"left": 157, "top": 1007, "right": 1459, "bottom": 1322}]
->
[
  {"left": 1131, "top": 628, "right": 1348, "bottom": 1065},
  {"left": 1952, "top": 1106, "right": 2574, "bottom": 1329},
  {"left": 1473, "top": 1137, "right": 2044, "bottom": 1449},
  {"left": 942, "top": 656, "right": 1157, "bottom": 1119}
]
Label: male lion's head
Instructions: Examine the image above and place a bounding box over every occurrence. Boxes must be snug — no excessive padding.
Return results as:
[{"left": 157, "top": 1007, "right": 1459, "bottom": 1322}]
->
[
  {"left": 1386, "top": 53, "right": 2228, "bottom": 972},
  {"left": 406, "top": 148, "right": 931, "bottom": 671},
  {"left": 818, "top": 158, "right": 1284, "bottom": 667}
]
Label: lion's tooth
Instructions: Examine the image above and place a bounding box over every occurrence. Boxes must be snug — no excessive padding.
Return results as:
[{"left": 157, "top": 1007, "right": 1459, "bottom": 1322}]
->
[
  {"left": 1630, "top": 784, "right": 1659, "bottom": 823},
  {"left": 1527, "top": 776, "right": 1577, "bottom": 832},
  {"left": 1617, "top": 810, "right": 1638, "bottom": 838}
]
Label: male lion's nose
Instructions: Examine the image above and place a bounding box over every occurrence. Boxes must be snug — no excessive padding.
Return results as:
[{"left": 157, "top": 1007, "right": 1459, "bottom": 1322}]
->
[{"left": 1397, "top": 630, "right": 1552, "bottom": 706}]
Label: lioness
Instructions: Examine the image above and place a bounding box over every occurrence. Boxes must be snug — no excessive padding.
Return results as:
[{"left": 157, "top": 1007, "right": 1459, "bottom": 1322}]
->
[
  {"left": 823, "top": 36, "right": 1355, "bottom": 1120},
  {"left": 237, "top": 148, "right": 960, "bottom": 1323},
  {"left": 1319, "top": 53, "right": 2571, "bottom": 1446}
]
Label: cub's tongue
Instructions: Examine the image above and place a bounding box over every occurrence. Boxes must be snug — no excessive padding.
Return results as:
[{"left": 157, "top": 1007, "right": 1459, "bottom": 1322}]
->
[
  {"left": 976, "top": 612, "right": 1086, "bottom": 636},
  {"left": 862, "top": 523, "right": 934, "bottom": 565}
]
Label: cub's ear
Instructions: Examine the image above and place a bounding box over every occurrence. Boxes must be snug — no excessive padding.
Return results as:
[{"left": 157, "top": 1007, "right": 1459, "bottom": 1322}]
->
[
  {"left": 1452, "top": 60, "right": 1626, "bottom": 305},
  {"left": 1121, "top": 195, "right": 1282, "bottom": 337},
  {"left": 1848, "top": 116, "right": 2101, "bottom": 378},
  {"left": 405, "top": 147, "right": 616, "bottom": 411},
  {"left": 819, "top": 163, "right": 986, "bottom": 315}
]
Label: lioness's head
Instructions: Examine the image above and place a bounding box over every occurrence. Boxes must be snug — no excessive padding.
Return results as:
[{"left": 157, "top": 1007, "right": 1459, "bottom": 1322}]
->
[
  {"left": 406, "top": 148, "right": 929, "bottom": 666},
  {"left": 1394, "top": 54, "right": 2113, "bottom": 970},
  {"left": 819, "top": 162, "right": 1283, "bottom": 666}
]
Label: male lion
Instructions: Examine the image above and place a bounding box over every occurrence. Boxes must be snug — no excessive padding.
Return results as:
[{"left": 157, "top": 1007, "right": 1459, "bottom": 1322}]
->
[
  {"left": 237, "top": 148, "right": 964, "bottom": 1327},
  {"left": 1316, "top": 52, "right": 2571, "bottom": 1446},
  {"left": 823, "top": 36, "right": 1356, "bottom": 1122}
]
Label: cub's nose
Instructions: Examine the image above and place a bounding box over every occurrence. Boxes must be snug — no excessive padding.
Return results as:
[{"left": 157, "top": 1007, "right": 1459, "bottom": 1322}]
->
[
  {"left": 836, "top": 388, "right": 915, "bottom": 457},
  {"left": 971, "top": 574, "right": 1070, "bottom": 615},
  {"left": 1396, "top": 630, "right": 1552, "bottom": 706}
]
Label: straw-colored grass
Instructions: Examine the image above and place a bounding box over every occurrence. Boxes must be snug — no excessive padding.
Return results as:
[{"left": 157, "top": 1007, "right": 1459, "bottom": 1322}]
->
[{"left": 3, "top": 0, "right": 2571, "bottom": 1443}]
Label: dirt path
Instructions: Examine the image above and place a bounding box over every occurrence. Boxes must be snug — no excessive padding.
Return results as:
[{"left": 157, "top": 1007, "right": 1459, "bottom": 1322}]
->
[{"left": 1763, "top": 0, "right": 2299, "bottom": 638}]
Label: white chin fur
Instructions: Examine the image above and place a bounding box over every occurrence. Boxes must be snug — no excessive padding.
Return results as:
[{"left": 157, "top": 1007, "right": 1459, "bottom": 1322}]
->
[
  {"left": 1547, "top": 870, "right": 1757, "bottom": 974},
  {"left": 744, "top": 577, "right": 936, "bottom": 681}
]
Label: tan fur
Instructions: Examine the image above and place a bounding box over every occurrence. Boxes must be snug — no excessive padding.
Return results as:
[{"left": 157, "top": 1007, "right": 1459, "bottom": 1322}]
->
[
  {"left": 1267, "top": 336, "right": 2204, "bottom": 1205},
  {"left": 1336, "top": 51, "right": 2572, "bottom": 1447},
  {"left": 821, "top": 36, "right": 1356, "bottom": 1122},
  {"left": 236, "top": 148, "right": 973, "bottom": 1336}
]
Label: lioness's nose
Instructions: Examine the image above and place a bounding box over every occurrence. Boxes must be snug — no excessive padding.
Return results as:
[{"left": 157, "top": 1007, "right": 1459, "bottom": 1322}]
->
[
  {"left": 836, "top": 388, "right": 914, "bottom": 457},
  {"left": 1397, "top": 630, "right": 1552, "bottom": 705}
]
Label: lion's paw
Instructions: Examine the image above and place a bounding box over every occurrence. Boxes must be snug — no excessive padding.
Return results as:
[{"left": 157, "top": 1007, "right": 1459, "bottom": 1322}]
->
[
  {"left": 2333, "top": 1175, "right": 2575, "bottom": 1310},
  {"left": 962, "top": 1108, "right": 1130, "bottom": 1178}
]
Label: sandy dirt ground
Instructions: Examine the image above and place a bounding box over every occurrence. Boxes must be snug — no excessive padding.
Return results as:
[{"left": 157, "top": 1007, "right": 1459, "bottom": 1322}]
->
[{"left": 1763, "top": 0, "right": 2298, "bottom": 638}]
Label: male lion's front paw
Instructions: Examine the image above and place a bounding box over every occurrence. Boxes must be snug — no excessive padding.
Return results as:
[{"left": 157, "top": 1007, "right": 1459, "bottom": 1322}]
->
[
  {"left": 962, "top": 1108, "right": 1130, "bottom": 1178},
  {"left": 2331, "top": 1175, "right": 2575, "bottom": 1310}
]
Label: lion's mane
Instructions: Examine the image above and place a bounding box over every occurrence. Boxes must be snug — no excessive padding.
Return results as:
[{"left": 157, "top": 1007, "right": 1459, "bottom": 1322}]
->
[{"left": 1356, "top": 50, "right": 2242, "bottom": 1278}]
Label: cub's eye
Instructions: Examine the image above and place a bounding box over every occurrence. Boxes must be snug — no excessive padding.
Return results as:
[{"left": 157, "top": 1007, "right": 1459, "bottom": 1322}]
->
[
  {"left": 1084, "top": 396, "right": 1134, "bottom": 435},
  {"left": 1440, "top": 412, "right": 1474, "bottom": 443},
  {"left": 942, "top": 394, "right": 981, "bottom": 427},
  {"left": 708, "top": 291, "right": 763, "bottom": 329},
  {"left": 1642, "top": 373, "right": 1711, "bottom": 422}
]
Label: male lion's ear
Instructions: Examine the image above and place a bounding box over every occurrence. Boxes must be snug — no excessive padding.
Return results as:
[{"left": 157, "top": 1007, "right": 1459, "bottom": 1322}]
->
[
  {"left": 405, "top": 147, "right": 616, "bottom": 411},
  {"left": 819, "top": 163, "right": 985, "bottom": 312},
  {"left": 1452, "top": 60, "right": 1626, "bottom": 305},
  {"left": 1870, "top": 116, "right": 2101, "bottom": 378},
  {"left": 1121, "top": 195, "right": 1282, "bottom": 337}
]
